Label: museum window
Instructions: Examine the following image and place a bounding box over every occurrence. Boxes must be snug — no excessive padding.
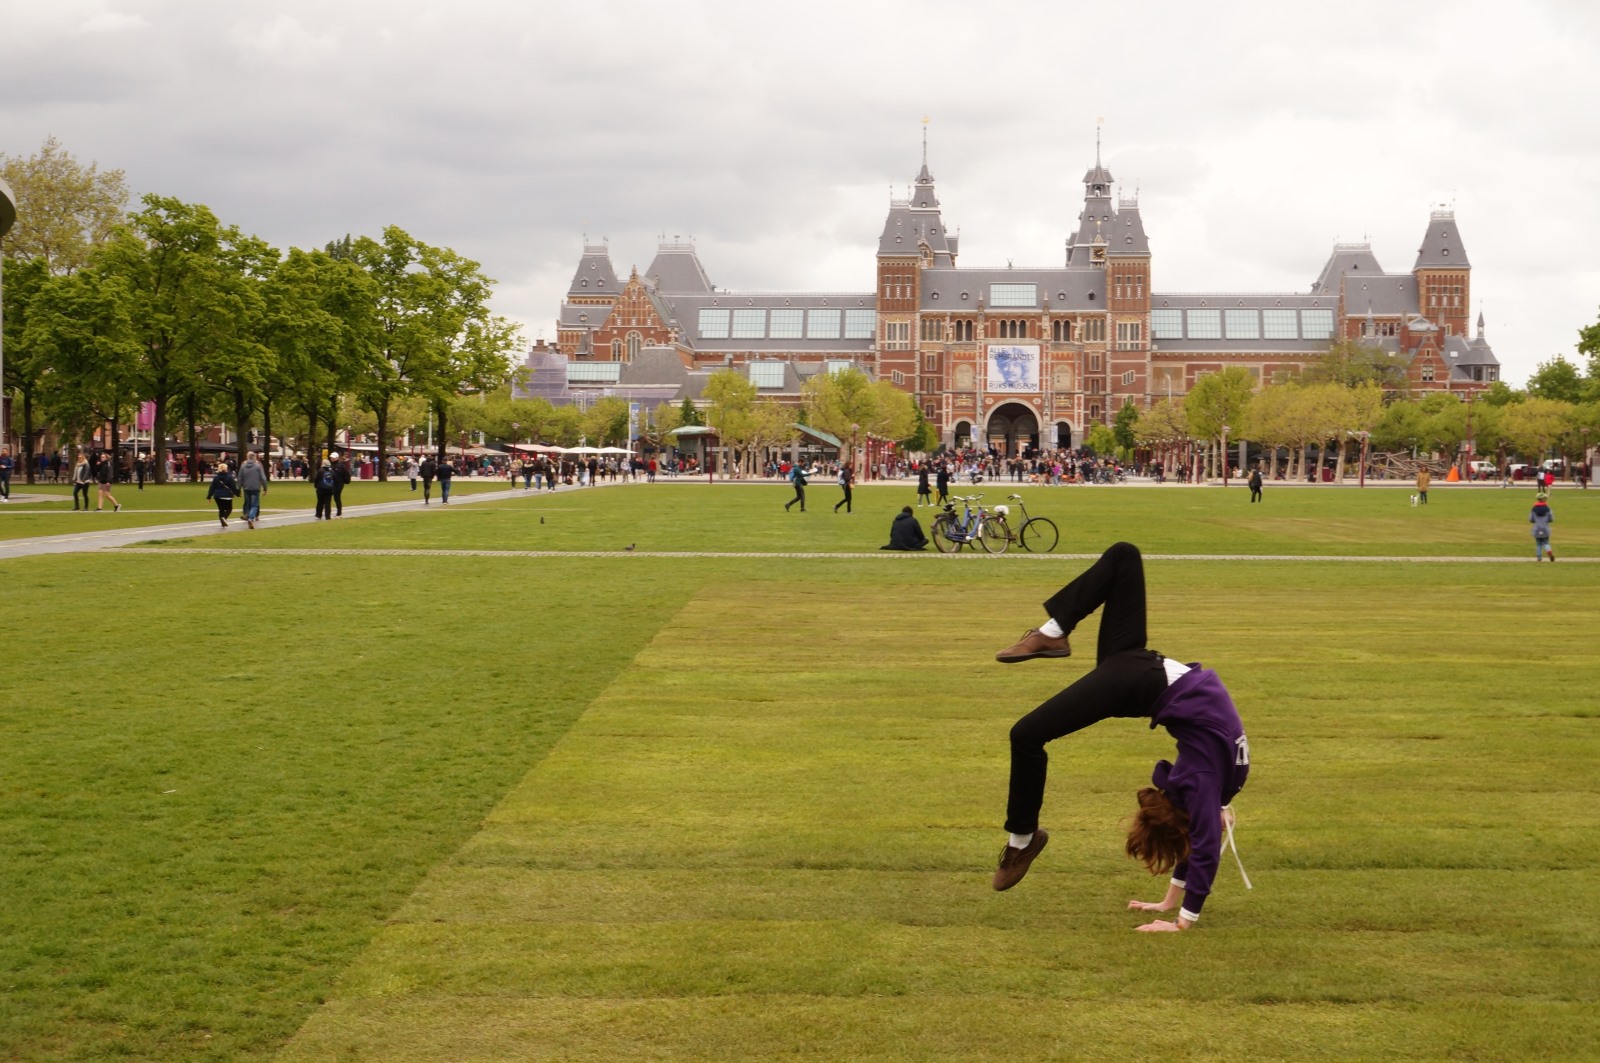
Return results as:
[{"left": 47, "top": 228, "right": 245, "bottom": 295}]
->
[
  {"left": 626, "top": 332, "right": 642, "bottom": 359},
  {"left": 891, "top": 370, "right": 905, "bottom": 385},
  {"left": 1089, "top": 353, "right": 1102, "bottom": 372},
  {"left": 1115, "top": 321, "right": 1142, "bottom": 350},
  {"left": 1421, "top": 363, "right": 1435, "bottom": 382},
  {"left": 924, "top": 352, "right": 938, "bottom": 371},
  {"left": 611, "top": 339, "right": 623, "bottom": 359},
  {"left": 921, "top": 317, "right": 944, "bottom": 341},
  {"left": 884, "top": 321, "right": 911, "bottom": 350},
  {"left": 1082, "top": 318, "right": 1105, "bottom": 342},
  {"left": 953, "top": 320, "right": 974, "bottom": 342},
  {"left": 1122, "top": 370, "right": 1136, "bottom": 386}
]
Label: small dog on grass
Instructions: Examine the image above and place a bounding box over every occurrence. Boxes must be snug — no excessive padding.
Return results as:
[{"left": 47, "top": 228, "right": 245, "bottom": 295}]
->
[{"left": 1409, "top": 494, "right": 1420, "bottom": 507}]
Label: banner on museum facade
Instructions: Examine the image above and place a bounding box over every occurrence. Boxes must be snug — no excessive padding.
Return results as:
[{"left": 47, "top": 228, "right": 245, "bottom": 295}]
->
[{"left": 986, "top": 344, "right": 1040, "bottom": 392}]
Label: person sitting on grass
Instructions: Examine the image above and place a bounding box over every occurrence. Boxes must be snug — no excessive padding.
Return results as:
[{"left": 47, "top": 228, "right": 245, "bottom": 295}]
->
[
  {"left": 880, "top": 506, "right": 929, "bottom": 551},
  {"left": 990, "top": 541, "right": 1250, "bottom": 932}
]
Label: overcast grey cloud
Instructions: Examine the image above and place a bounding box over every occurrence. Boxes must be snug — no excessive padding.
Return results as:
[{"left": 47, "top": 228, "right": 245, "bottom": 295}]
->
[{"left": 4, "top": 0, "right": 1599, "bottom": 384}]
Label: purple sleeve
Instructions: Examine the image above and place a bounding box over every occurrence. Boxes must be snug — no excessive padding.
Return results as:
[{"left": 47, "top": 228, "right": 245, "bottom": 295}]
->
[{"left": 1177, "top": 773, "right": 1224, "bottom": 916}]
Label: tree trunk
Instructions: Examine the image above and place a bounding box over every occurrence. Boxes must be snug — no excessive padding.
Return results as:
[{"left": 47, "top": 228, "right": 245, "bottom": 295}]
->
[
  {"left": 21, "top": 390, "right": 36, "bottom": 484},
  {"left": 434, "top": 400, "right": 449, "bottom": 465},
  {"left": 185, "top": 392, "right": 200, "bottom": 485},
  {"left": 234, "top": 390, "right": 250, "bottom": 470},
  {"left": 375, "top": 401, "right": 390, "bottom": 481},
  {"left": 325, "top": 396, "right": 338, "bottom": 456},
  {"left": 153, "top": 395, "right": 169, "bottom": 484},
  {"left": 303, "top": 403, "right": 319, "bottom": 472},
  {"left": 261, "top": 399, "right": 274, "bottom": 481}
]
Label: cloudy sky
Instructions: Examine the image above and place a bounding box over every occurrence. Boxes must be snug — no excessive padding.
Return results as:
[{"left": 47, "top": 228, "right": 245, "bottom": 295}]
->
[{"left": 4, "top": 0, "right": 1598, "bottom": 385}]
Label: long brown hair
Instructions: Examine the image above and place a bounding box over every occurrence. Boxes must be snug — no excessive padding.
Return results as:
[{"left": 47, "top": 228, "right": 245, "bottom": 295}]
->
[{"left": 1126, "top": 787, "right": 1191, "bottom": 875}]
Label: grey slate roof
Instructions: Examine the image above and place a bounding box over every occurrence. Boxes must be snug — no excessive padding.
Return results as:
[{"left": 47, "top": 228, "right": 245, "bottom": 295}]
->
[
  {"left": 879, "top": 203, "right": 918, "bottom": 255},
  {"left": 559, "top": 303, "right": 613, "bottom": 328},
  {"left": 617, "top": 346, "right": 692, "bottom": 386},
  {"left": 1414, "top": 212, "right": 1470, "bottom": 269},
  {"left": 920, "top": 267, "right": 1105, "bottom": 311},
  {"left": 568, "top": 244, "right": 618, "bottom": 296},
  {"left": 1108, "top": 204, "right": 1150, "bottom": 256},
  {"left": 512, "top": 347, "right": 572, "bottom": 402},
  {"left": 1310, "top": 243, "right": 1385, "bottom": 295},
  {"left": 1341, "top": 275, "right": 1418, "bottom": 316},
  {"left": 644, "top": 242, "right": 714, "bottom": 294}
]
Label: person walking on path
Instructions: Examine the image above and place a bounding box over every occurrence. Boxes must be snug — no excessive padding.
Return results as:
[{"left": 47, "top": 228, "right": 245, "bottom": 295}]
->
[
  {"left": 405, "top": 455, "right": 421, "bottom": 493},
  {"left": 1530, "top": 494, "right": 1555, "bottom": 561},
  {"left": 420, "top": 455, "right": 437, "bottom": 504},
  {"left": 935, "top": 462, "right": 951, "bottom": 505},
  {"left": 916, "top": 463, "right": 933, "bottom": 507},
  {"left": 237, "top": 451, "right": 268, "bottom": 529},
  {"left": 784, "top": 462, "right": 809, "bottom": 512},
  {"left": 94, "top": 453, "right": 121, "bottom": 512},
  {"left": 1416, "top": 467, "right": 1431, "bottom": 505},
  {"left": 0, "top": 446, "right": 12, "bottom": 502},
  {"left": 206, "top": 461, "right": 238, "bottom": 527},
  {"left": 331, "top": 452, "right": 351, "bottom": 516},
  {"left": 437, "top": 457, "right": 455, "bottom": 503},
  {"left": 834, "top": 463, "right": 854, "bottom": 513},
  {"left": 313, "top": 456, "right": 338, "bottom": 520},
  {"left": 880, "top": 506, "right": 930, "bottom": 551},
  {"left": 71, "top": 453, "right": 92, "bottom": 510},
  {"left": 990, "top": 542, "right": 1251, "bottom": 933},
  {"left": 1248, "top": 464, "right": 1263, "bottom": 504}
]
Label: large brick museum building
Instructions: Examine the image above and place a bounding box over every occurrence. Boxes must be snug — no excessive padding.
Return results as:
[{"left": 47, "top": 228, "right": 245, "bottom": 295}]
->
[{"left": 535, "top": 140, "right": 1500, "bottom": 453}]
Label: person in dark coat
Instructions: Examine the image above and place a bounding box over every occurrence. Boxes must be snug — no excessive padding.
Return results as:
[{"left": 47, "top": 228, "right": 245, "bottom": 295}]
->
[
  {"left": 917, "top": 463, "right": 933, "bottom": 507},
  {"left": 420, "top": 455, "right": 437, "bottom": 504},
  {"left": 206, "top": 461, "right": 238, "bottom": 527},
  {"left": 1248, "top": 464, "right": 1263, "bottom": 504},
  {"left": 834, "top": 463, "right": 855, "bottom": 513},
  {"left": 331, "top": 452, "right": 351, "bottom": 516},
  {"left": 880, "top": 506, "right": 929, "bottom": 551},
  {"left": 436, "top": 457, "right": 455, "bottom": 503},
  {"left": 312, "top": 457, "right": 338, "bottom": 520},
  {"left": 935, "top": 462, "right": 951, "bottom": 505},
  {"left": 784, "top": 463, "right": 809, "bottom": 512}
]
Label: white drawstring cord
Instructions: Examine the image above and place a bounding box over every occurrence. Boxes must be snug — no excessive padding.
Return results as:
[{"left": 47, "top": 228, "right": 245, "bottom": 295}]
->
[{"left": 1221, "top": 805, "right": 1252, "bottom": 889}]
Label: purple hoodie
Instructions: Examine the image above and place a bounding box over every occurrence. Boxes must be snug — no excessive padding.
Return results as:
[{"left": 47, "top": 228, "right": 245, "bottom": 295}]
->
[{"left": 1147, "top": 664, "right": 1249, "bottom": 917}]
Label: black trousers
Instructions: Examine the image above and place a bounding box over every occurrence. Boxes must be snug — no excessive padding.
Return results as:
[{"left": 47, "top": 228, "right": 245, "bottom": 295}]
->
[
  {"left": 333, "top": 484, "right": 345, "bottom": 515},
  {"left": 834, "top": 484, "right": 852, "bottom": 512},
  {"left": 73, "top": 483, "right": 91, "bottom": 508},
  {"left": 1005, "top": 542, "right": 1168, "bottom": 834},
  {"left": 786, "top": 485, "right": 806, "bottom": 511},
  {"left": 215, "top": 498, "right": 233, "bottom": 522},
  {"left": 315, "top": 487, "right": 334, "bottom": 519}
]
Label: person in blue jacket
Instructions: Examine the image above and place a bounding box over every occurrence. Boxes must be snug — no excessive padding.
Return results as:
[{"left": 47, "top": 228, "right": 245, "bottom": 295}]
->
[
  {"left": 1530, "top": 494, "right": 1554, "bottom": 561},
  {"left": 990, "top": 541, "right": 1250, "bottom": 931}
]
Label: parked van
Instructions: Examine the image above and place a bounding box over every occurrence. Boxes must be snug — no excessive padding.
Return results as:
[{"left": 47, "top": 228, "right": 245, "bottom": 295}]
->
[{"left": 1468, "top": 460, "right": 1497, "bottom": 479}]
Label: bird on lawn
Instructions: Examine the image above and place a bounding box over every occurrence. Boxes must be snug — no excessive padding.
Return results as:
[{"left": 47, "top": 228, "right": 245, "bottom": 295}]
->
[{"left": 624, "top": 543, "right": 636, "bottom": 552}]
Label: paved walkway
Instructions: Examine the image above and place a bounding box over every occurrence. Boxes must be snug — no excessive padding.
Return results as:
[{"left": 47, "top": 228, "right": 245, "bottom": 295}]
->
[
  {"left": 0, "top": 484, "right": 535, "bottom": 560},
  {"left": 113, "top": 548, "right": 1588, "bottom": 563}
]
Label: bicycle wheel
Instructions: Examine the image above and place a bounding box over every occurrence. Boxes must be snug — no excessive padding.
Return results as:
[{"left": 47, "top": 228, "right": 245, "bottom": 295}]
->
[
  {"left": 1019, "top": 516, "right": 1058, "bottom": 553},
  {"left": 981, "top": 516, "right": 1011, "bottom": 554},
  {"left": 931, "top": 514, "right": 963, "bottom": 553}
]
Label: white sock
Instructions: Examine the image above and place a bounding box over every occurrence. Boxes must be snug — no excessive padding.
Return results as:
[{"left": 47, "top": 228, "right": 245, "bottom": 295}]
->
[
  {"left": 1040, "top": 618, "right": 1065, "bottom": 638},
  {"left": 1008, "top": 832, "right": 1034, "bottom": 849}
]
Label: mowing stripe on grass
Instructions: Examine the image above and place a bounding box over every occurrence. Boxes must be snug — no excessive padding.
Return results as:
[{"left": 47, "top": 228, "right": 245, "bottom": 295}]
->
[{"left": 121, "top": 547, "right": 1593, "bottom": 562}]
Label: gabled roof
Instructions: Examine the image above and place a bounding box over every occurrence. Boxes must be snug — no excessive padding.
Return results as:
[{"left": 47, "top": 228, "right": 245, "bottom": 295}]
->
[
  {"left": 1108, "top": 203, "right": 1149, "bottom": 256},
  {"left": 1311, "top": 243, "right": 1386, "bottom": 295},
  {"left": 559, "top": 303, "right": 613, "bottom": 329},
  {"left": 644, "top": 241, "right": 714, "bottom": 294},
  {"left": 1415, "top": 211, "right": 1470, "bottom": 269},
  {"left": 567, "top": 244, "right": 618, "bottom": 297},
  {"left": 618, "top": 346, "right": 692, "bottom": 386}
]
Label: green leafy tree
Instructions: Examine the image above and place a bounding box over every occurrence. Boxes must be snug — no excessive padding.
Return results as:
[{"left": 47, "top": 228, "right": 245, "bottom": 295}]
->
[
  {"left": 1526, "top": 356, "right": 1583, "bottom": 404},
  {"left": 0, "top": 135, "right": 129, "bottom": 275},
  {"left": 349, "top": 227, "right": 517, "bottom": 475},
  {"left": 99, "top": 196, "right": 260, "bottom": 481},
  {"left": 1, "top": 257, "right": 51, "bottom": 479},
  {"left": 1301, "top": 337, "right": 1410, "bottom": 392},
  {"left": 1478, "top": 381, "right": 1523, "bottom": 407},
  {"left": 900, "top": 405, "right": 939, "bottom": 453},
  {"left": 1084, "top": 422, "right": 1118, "bottom": 456},
  {"left": 801, "top": 367, "right": 890, "bottom": 464},
  {"left": 1183, "top": 367, "right": 1254, "bottom": 477},
  {"left": 24, "top": 268, "right": 141, "bottom": 450},
  {"left": 1501, "top": 397, "right": 1574, "bottom": 467},
  {"left": 1112, "top": 400, "right": 1139, "bottom": 451},
  {"left": 581, "top": 397, "right": 630, "bottom": 446}
]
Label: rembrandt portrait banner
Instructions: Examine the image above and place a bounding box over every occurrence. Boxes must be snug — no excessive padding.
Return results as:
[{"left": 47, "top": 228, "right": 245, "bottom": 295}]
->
[{"left": 986, "top": 344, "right": 1041, "bottom": 392}]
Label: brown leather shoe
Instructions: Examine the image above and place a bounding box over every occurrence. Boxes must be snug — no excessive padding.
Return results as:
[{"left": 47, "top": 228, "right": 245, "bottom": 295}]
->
[
  {"left": 992, "top": 829, "right": 1049, "bottom": 891},
  {"left": 996, "top": 628, "right": 1071, "bottom": 663}
]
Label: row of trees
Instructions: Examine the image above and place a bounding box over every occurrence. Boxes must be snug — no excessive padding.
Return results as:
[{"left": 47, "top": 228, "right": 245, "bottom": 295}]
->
[
  {"left": 1121, "top": 341, "right": 1600, "bottom": 477},
  {"left": 2, "top": 137, "right": 517, "bottom": 482}
]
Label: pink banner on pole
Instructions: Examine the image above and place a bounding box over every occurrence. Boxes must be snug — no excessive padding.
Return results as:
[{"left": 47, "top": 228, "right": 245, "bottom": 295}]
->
[{"left": 135, "top": 401, "right": 155, "bottom": 432}]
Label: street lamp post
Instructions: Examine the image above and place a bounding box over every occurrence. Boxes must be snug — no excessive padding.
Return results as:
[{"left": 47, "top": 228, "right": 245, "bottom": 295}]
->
[{"left": 1349, "top": 429, "right": 1370, "bottom": 488}]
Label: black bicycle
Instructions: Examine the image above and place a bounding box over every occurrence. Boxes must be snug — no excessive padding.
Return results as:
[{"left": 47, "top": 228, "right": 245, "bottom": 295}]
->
[{"left": 1005, "top": 493, "right": 1059, "bottom": 553}]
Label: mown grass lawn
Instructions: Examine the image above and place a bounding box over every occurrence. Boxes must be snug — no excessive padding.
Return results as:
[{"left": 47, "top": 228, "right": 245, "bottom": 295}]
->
[{"left": 2, "top": 487, "right": 1597, "bottom": 1061}]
